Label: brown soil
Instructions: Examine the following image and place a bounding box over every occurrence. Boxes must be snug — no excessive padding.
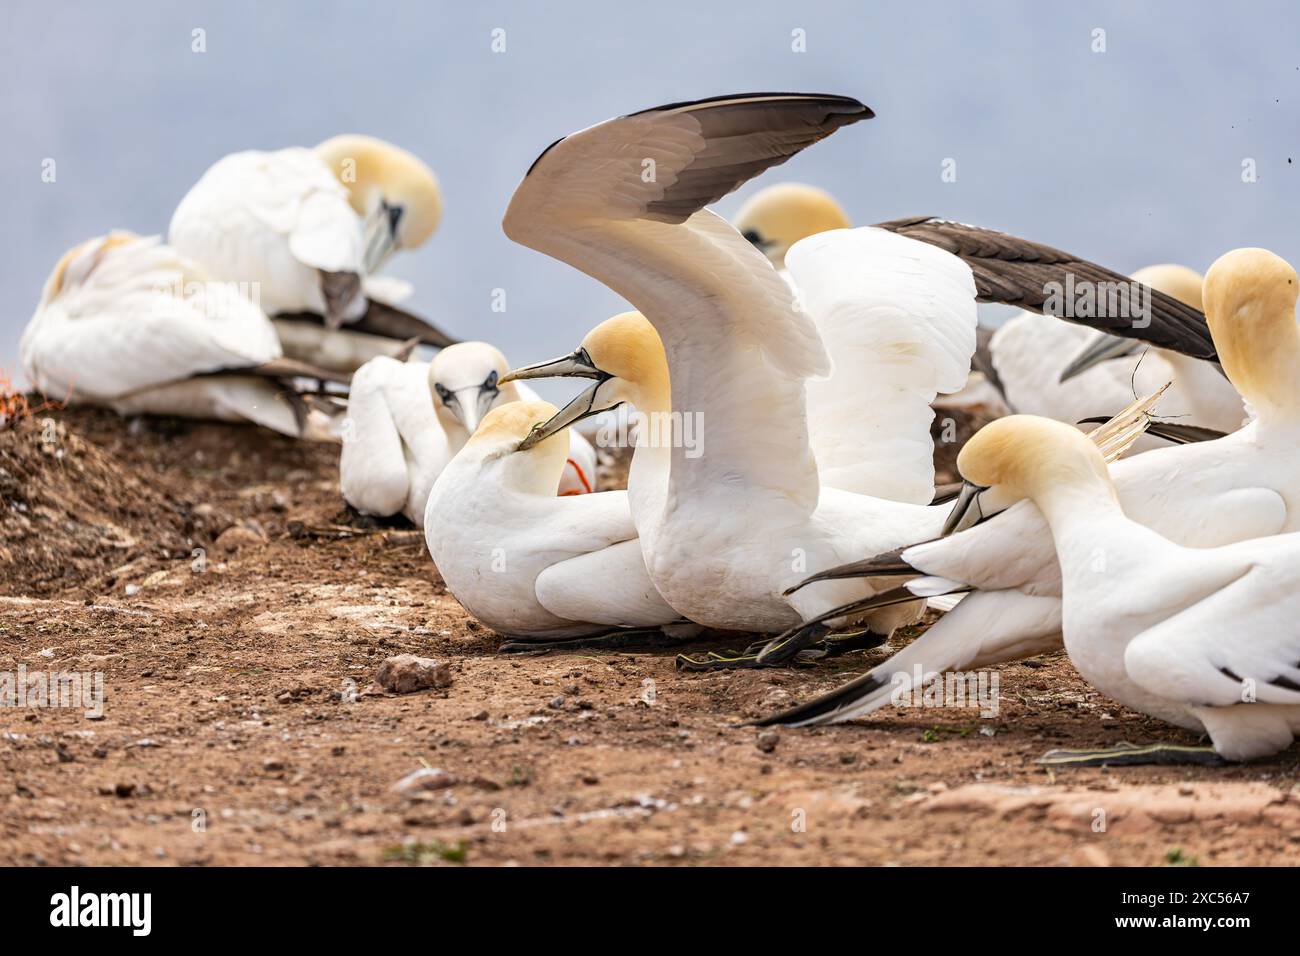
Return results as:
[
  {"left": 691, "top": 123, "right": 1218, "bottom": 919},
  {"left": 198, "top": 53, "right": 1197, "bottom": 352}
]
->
[{"left": 2, "top": 407, "right": 1298, "bottom": 867}]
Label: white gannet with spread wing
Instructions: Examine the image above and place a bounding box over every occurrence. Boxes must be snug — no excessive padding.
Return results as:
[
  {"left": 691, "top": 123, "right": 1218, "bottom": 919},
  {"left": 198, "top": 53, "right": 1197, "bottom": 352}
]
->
[
  {"left": 762, "top": 247, "right": 1300, "bottom": 726},
  {"left": 340, "top": 343, "right": 596, "bottom": 525},
  {"left": 497, "top": 93, "right": 1028, "bottom": 664},
  {"left": 423, "top": 400, "right": 678, "bottom": 639},
  {"left": 20, "top": 231, "right": 343, "bottom": 439},
  {"left": 169, "top": 134, "right": 456, "bottom": 372},
  {"left": 732, "top": 184, "right": 1235, "bottom": 446},
  {"left": 951, "top": 414, "right": 1300, "bottom": 763}
]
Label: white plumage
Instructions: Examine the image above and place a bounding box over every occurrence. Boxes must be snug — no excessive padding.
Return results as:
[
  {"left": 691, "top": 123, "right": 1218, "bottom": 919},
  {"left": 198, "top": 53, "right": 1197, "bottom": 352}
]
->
[
  {"left": 340, "top": 344, "right": 597, "bottom": 526},
  {"left": 502, "top": 95, "right": 978, "bottom": 641},
  {"left": 764, "top": 246, "right": 1300, "bottom": 726},
  {"left": 170, "top": 148, "right": 366, "bottom": 321},
  {"left": 423, "top": 401, "right": 677, "bottom": 637},
  {"left": 793, "top": 227, "right": 978, "bottom": 502},
  {"left": 961, "top": 416, "right": 1300, "bottom": 761},
  {"left": 20, "top": 232, "right": 331, "bottom": 439}
]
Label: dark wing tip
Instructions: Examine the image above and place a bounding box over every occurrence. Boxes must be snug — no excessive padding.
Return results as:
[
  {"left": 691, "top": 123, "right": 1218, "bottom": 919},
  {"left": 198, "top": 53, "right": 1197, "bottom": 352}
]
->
[
  {"left": 755, "top": 671, "right": 889, "bottom": 727},
  {"left": 524, "top": 135, "right": 568, "bottom": 178},
  {"left": 626, "top": 91, "right": 873, "bottom": 120},
  {"left": 522, "top": 92, "right": 872, "bottom": 185}
]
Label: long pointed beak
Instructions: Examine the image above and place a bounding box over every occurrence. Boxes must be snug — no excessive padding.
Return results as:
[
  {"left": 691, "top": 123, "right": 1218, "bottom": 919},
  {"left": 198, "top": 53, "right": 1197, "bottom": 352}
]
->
[
  {"left": 1058, "top": 333, "right": 1142, "bottom": 384},
  {"left": 445, "top": 385, "right": 497, "bottom": 435},
  {"left": 517, "top": 381, "right": 611, "bottom": 450},
  {"left": 941, "top": 480, "right": 989, "bottom": 536},
  {"left": 500, "top": 350, "right": 603, "bottom": 385},
  {"left": 362, "top": 203, "right": 401, "bottom": 274}
]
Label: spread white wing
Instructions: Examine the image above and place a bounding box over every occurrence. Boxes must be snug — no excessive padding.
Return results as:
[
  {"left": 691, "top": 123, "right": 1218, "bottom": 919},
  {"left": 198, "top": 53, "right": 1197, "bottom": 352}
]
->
[
  {"left": 788, "top": 227, "right": 977, "bottom": 503},
  {"left": 504, "top": 93, "right": 871, "bottom": 512}
]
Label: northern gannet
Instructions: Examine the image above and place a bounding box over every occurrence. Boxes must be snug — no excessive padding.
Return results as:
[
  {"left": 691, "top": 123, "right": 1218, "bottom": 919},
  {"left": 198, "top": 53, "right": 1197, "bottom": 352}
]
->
[
  {"left": 733, "top": 184, "right": 1234, "bottom": 445},
  {"left": 992, "top": 264, "right": 1247, "bottom": 446},
  {"left": 499, "top": 93, "right": 1221, "bottom": 668},
  {"left": 954, "top": 414, "right": 1300, "bottom": 763},
  {"left": 762, "top": 247, "right": 1300, "bottom": 725},
  {"left": 340, "top": 343, "right": 596, "bottom": 526},
  {"left": 20, "top": 231, "right": 343, "bottom": 439},
  {"left": 169, "top": 134, "right": 456, "bottom": 372},
  {"left": 423, "top": 400, "right": 679, "bottom": 639}
]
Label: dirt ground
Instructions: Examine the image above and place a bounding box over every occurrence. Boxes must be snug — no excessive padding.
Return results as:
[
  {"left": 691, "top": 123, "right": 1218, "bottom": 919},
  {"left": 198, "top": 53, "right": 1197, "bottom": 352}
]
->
[{"left": 2, "top": 406, "right": 1299, "bottom": 867}]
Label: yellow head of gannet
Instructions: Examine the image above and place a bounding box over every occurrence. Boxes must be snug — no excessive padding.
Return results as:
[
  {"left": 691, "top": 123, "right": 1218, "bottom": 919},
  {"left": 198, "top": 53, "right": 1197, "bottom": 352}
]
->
[
  {"left": 500, "top": 312, "right": 667, "bottom": 448},
  {"left": 428, "top": 341, "right": 521, "bottom": 437},
  {"left": 466, "top": 400, "right": 572, "bottom": 491},
  {"left": 315, "top": 134, "right": 442, "bottom": 269},
  {"left": 1201, "top": 248, "right": 1299, "bottom": 417},
  {"left": 958, "top": 414, "right": 1115, "bottom": 505},
  {"left": 732, "top": 183, "right": 851, "bottom": 268}
]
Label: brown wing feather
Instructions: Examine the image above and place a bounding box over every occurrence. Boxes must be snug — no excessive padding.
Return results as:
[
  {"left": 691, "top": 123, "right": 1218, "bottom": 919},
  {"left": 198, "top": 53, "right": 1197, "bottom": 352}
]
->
[{"left": 875, "top": 217, "right": 1216, "bottom": 361}]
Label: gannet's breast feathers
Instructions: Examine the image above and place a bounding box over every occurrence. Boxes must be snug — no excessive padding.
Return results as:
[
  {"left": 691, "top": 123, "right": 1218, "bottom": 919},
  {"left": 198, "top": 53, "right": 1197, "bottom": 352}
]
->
[
  {"left": 875, "top": 217, "right": 1217, "bottom": 361},
  {"left": 170, "top": 147, "right": 364, "bottom": 277},
  {"left": 787, "top": 226, "right": 978, "bottom": 504},
  {"left": 21, "top": 233, "right": 281, "bottom": 402},
  {"left": 1124, "top": 542, "right": 1300, "bottom": 708}
]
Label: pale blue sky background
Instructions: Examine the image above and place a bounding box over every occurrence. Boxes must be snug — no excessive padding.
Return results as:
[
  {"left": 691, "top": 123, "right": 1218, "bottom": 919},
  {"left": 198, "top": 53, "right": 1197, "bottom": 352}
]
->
[{"left": 2, "top": 1, "right": 1297, "bottom": 399}]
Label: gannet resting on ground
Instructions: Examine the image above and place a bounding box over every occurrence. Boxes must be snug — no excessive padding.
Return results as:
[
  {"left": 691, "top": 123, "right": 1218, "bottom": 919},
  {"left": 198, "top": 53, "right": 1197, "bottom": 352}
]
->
[
  {"left": 169, "top": 134, "right": 457, "bottom": 372},
  {"left": 499, "top": 92, "right": 1211, "bottom": 667},
  {"left": 20, "top": 232, "right": 344, "bottom": 439},
  {"left": 340, "top": 343, "right": 596, "bottom": 526},
  {"left": 761, "top": 248, "right": 1300, "bottom": 726},
  {"left": 423, "top": 400, "right": 679, "bottom": 639},
  {"left": 733, "top": 184, "right": 1229, "bottom": 441},
  {"left": 956, "top": 414, "right": 1300, "bottom": 763}
]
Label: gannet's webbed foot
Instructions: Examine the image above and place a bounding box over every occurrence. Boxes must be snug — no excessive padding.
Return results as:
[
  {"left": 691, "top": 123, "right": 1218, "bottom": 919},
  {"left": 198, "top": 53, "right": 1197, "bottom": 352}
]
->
[
  {"left": 498, "top": 626, "right": 689, "bottom": 654},
  {"left": 755, "top": 621, "right": 833, "bottom": 666},
  {"left": 674, "top": 623, "right": 852, "bottom": 671},
  {"left": 803, "top": 628, "right": 889, "bottom": 659},
  {"left": 1038, "top": 742, "right": 1226, "bottom": 768}
]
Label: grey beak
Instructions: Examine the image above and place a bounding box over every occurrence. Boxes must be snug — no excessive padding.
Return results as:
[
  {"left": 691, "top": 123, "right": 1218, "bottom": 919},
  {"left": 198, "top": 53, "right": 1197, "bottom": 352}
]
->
[
  {"left": 363, "top": 201, "right": 402, "bottom": 274},
  {"left": 941, "top": 480, "right": 990, "bottom": 536},
  {"left": 450, "top": 385, "right": 495, "bottom": 435},
  {"left": 1058, "top": 333, "right": 1142, "bottom": 384},
  {"left": 517, "top": 381, "right": 610, "bottom": 451},
  {"left": 500, "top": 349, "right": 604, "bottom": 385}
]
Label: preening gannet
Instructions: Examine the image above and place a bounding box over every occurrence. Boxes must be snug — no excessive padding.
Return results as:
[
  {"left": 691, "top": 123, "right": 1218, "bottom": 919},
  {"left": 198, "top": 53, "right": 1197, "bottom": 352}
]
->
[
  {"left": 954, "top": 414, "right": 1300, "bottom": 763},
  {"left": 169, "top": 134, "right": 456, "bottom": 372},
  {"left": 423, "top": 400, "right": 679, "bottom": 638},
  {"left": 20, "top": 231, "right": 343, "bottom": 439},
  {"left": 762, "top": 247, "right": 1300, "bottom": 726},
  {"left": 991, "top": 264, "right": 1247, "bottom": 447},
  {"left": 340, "top": 343, "right": 596, "bottom": 526}
]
